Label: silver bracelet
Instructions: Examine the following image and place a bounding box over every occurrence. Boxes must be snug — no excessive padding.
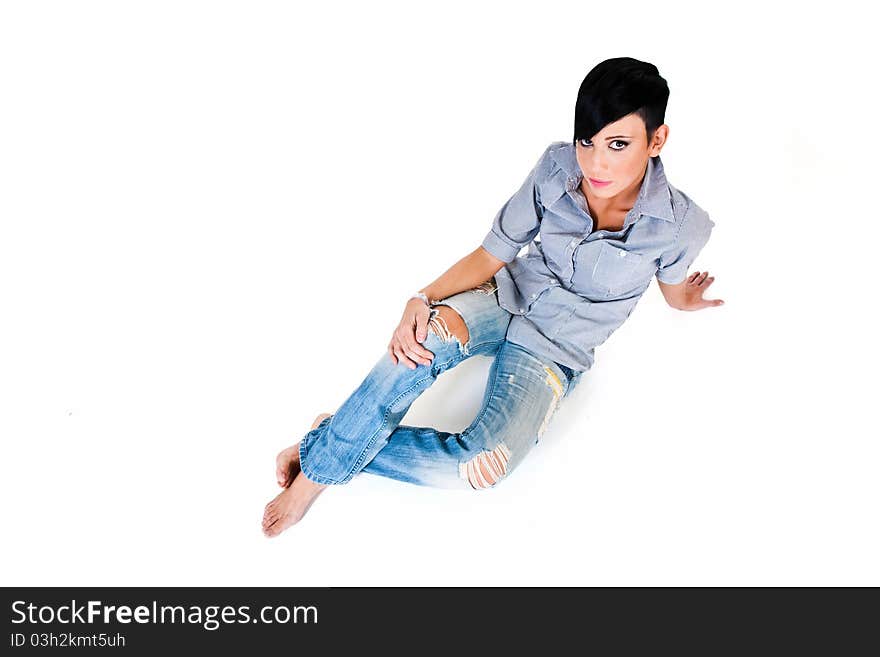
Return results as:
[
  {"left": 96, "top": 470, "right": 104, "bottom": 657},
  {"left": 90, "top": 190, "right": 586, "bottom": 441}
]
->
[{"left": 410, "top": 291, "right": 431, "bottom": 306}]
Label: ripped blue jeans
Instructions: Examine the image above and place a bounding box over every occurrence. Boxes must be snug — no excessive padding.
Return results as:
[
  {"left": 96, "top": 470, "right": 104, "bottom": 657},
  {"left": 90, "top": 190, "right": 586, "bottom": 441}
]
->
[{"left": 297, "top": 277, "right": 583, "bottom": 490}]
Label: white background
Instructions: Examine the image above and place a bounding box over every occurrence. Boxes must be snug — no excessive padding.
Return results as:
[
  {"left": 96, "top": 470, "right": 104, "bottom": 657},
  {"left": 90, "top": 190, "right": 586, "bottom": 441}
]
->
[{"left": 1, "top": 0, "right": 876, "bottom": 586}]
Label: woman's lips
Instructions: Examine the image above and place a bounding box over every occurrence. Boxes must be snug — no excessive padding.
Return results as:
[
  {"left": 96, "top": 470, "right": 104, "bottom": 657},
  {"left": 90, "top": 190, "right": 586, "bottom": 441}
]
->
[{"left": 588, "top": 177, "right": 612, "bottom": 187}]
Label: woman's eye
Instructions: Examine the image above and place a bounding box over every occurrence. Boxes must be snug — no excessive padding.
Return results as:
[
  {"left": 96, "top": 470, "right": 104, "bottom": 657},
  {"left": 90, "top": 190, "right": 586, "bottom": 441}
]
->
[{"left": 579, "top": 138, "right": 629, "bottom": 150}]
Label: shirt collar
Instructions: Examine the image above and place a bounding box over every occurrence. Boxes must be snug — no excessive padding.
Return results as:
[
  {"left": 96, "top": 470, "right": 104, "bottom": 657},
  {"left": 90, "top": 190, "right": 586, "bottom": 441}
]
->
[{"left": 551, "top": 142, "right": 675, "bottom": 223}]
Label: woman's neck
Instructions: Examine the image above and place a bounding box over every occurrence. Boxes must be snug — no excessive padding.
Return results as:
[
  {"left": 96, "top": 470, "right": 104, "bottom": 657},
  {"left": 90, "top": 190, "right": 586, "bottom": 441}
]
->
[
  {"left": 580, "top": 167, "right": 645, "bottom": 230},
  {"left": 582, "top": 188, "right": 636, "bottom": 230}
]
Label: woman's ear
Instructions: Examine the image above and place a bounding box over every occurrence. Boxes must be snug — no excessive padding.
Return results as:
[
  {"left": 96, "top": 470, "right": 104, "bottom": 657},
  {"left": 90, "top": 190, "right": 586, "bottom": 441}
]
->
[{"left": 650, "top": 124, "right": 669, "bottom": 156}]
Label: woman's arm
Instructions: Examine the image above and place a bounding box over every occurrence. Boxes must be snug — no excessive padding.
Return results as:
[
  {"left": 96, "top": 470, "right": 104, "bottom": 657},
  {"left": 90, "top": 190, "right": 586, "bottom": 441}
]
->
[{"left": 419, "top": 246, "right": 505, "bottom": 303}]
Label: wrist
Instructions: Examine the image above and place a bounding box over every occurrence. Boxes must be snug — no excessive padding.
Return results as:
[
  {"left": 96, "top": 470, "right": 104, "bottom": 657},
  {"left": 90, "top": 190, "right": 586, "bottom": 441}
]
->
[{"left": 410, "top": 291, "right": 432, "bottom": 306}]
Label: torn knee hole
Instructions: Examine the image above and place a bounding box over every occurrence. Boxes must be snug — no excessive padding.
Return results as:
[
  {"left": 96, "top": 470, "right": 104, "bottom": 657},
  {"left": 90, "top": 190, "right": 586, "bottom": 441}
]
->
[
  {"left": 459, "top": 442, "right": 512, "bottom": 489},
  {"left": 427, "top": 305, "right": 469, "bottom": 346}
]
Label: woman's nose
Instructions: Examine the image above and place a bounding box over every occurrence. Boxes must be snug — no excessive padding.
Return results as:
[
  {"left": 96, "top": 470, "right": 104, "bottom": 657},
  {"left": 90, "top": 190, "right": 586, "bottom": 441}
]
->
[{"left": 586, "top": 154, "right": 609, "bottom": 176}]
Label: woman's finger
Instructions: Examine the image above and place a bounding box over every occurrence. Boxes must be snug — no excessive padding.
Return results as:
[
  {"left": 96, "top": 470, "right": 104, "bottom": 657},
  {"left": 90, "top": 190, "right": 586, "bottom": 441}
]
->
[
  {"left": 393, "top": 344, "right": 417, "bottom": 370},
  {"left": 407, "top": 310, "right": 435, "bottom": 361},
  {"left": 402, "top": 337, "right": 432, "bottom": 365},
  {"left": 405, "top": 348, "right": 429, "bottom": 367},
  {"left": 414, "top": 312, "right": 430, "bottom": 344},
  {"left": 403, "top": 330, "right": 434, "bottom": 364}
]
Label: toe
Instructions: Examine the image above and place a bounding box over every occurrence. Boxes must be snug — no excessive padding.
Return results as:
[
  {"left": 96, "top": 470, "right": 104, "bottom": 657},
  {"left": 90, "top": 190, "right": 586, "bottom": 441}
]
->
[{"left": 264, "top": 518, "right": 282, "bottom": 536}]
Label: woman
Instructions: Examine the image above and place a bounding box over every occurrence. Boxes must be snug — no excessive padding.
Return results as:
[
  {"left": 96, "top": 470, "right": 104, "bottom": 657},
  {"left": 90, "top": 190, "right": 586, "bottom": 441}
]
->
[{"left": 263, "top": 56, "right": 723, "bottom": 537}]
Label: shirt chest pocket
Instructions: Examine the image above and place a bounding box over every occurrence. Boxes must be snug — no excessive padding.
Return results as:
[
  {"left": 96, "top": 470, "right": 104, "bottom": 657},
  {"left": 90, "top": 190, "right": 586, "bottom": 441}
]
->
[{"left": 586, "top": 241, "right": 649, "bottom": 298}]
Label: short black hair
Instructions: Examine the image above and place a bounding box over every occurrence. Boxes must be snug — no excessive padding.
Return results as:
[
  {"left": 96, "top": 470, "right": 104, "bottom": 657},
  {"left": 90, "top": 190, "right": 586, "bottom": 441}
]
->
[{"left": 572, "top": 57, "right": 670, "bottom": 145}]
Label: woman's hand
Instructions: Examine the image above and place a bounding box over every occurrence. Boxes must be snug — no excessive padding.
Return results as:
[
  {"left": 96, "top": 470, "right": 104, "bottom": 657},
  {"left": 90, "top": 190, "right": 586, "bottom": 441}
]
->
[
  {"left": 679, "top": 271, "right": 725, "bottom": 311},
  {"left": 388, "top": 299, "right": 436, "bottom": 369}
]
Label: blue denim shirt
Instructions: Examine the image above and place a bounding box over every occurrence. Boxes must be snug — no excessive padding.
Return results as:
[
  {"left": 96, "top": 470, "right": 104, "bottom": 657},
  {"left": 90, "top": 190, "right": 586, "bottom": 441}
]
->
[{"left": 481, "top": 141, "right": 715, "bottom": 373}]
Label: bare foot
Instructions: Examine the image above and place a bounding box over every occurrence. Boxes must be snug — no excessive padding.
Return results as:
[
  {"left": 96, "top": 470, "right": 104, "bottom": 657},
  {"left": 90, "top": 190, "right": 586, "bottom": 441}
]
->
[
  {"left": 262, "top": 471, "right": 328, "bottom": 537},
  {"left": 275, "top": 412, "right": 332, "bottom": 488}
]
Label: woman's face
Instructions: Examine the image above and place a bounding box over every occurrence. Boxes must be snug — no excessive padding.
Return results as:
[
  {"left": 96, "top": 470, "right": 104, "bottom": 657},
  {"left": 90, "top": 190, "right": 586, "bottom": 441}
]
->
[{"left": 575, "top": 113, "right": 668, "bottom": 204}]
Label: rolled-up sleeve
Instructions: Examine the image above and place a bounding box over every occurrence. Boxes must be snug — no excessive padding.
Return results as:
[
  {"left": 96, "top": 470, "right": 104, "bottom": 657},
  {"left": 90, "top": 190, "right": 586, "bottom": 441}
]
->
[
  {"left": 481, "top": 146, "right": 551, "bottom": 263},
  {"left": 656, "top": 204, "right": 715, "bottom": 284}
]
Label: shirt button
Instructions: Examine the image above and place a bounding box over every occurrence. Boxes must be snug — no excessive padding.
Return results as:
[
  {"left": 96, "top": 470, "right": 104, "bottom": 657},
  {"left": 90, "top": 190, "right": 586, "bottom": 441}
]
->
[
  {"left": 519, "top": 307, "right": 524, "bottom": 313},
  {"left": 618, "top": 251, "right": 626, "bottom": 258},
  {"left": 531, "top": 293, "right": 537, "bottom": 299}
]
